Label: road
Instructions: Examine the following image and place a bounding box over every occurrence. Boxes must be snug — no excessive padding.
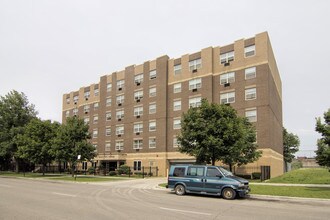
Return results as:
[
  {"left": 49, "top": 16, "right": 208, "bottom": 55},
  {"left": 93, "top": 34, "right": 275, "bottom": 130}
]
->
[{"left": 0, "top": 177, "right": 329, "bottom": 220}]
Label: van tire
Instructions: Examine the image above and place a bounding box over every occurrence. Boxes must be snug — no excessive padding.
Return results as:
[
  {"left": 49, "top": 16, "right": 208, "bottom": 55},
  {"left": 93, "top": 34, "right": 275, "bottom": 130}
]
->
[
  {"left": 222, "top": 188, "right": 236, "bottom": 200},
  {"left": 174, "top": 184, "right": 186, "bottom": 196}
]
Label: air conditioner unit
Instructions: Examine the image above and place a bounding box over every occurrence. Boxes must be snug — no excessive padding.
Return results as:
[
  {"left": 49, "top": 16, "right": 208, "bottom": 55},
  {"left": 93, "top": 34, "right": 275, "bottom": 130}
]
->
[
  {"left": 136, "top": 132, "right": 140, "bottom": 135},
  {"left": 118, "top": 87, "right": 122, "bottom": 91},
  {"left": 117, "top": 134, "right": 121, "bottom": 137},
  {"left": 192, "top": 69, "right": 198, "bottom": 73},
  {"left": 136, "top": 82, "right": 141, "bottom": 86},
  {"left": 85, "top": 98, "right": 88, "bottom": 101},
  {"left": 136, "top": 115, "right": 140, "bottom": 118},
  {"left": 224, "top": 62, "right": 230, "bottom": 66},
  {"left": 85, "top": 111, "right": 88, "bottom": 114},
  {"left": 192, "top": 88, "right": 197, "bottom": 92},
  {"left": 136, "top": 99, "right": 140, "bottom": 102},
  {"left": 224, "top": 83, "right": 230, "bottom": 87},
  {"left": 118, "top": 118, "right": 121, "bottom": 121},
  {"left": 74, "top": 102, "right": 77, "bottom": 104},
  {"left": 118, "top": 103, "right": 122, "bottom": 106}
]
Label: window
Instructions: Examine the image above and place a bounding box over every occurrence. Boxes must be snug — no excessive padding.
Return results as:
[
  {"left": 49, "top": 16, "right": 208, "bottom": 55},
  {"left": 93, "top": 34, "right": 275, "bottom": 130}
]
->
[
  {"left": 245, "top": 45, "right": 255, "bottom": 57},
  {"left": 189, "top": 78, "right": 202, "bottom": 90},
  {"left": 106, "top": 98, "right": 112, "bottom": 107},
  {"left": 206, "top": 167, "right": 221, "bottom": 177},
  {"left": 134, "top": 123, "right": 143, "bottom": 133},
  {"left": 134, "top": 90, "right": 143, "bottom": 101},
  {"left": 106, "top": 112, "right": 111, "bottom": 121},
  {"left": 173, "top": 83, "right": 181, "bottom": 93},
  {"left": 173, "top": 167, "right": 185, "bottom": 177},
  {"left": 93, "top": 115, "right": 98, "bottom": 124},
  {"left": 134, "top": 106, "right": 143, "bottom": 117},
  {"left": 134, "top": 160, "right": 142, "bottom": 171},
  {"left": 92, "top": 144, "right": 98, "bottom": 152},
  {"left": 115, "top": 140, "right": 124, "bottom": 151},
  {"left": 174, "top": 64, "right": 182, "bottom": 75},
  {"left": 245, "top": 67, "right": 256, "bottom": 80},
  {"left": 116, "top": 125, "right": 124, "bottom": 135},
  {"left": 220, "top": 72, "right": 235, "bottom": 84},
  {"left": 246, "top": 109, "right": 257, "bottom": 122},
  {"left": 92, "top": 129, "right": 98, "bottom": 138},
  {"left": 133, "top": 140, "right": 143, "bottom": 150},
  {"left": 84, "top": 105, "right": 90, "bottom": 113},
  {"left": 149, "top": 121, "right": 156, "bottom": 131},
  {"left": 84, "top": 117, "right": 89, "bottom": 124},
  {"left": 173, "top": 118, "right": 181, "bottom": 129},
  {"left": 149, "top": 138, "right": 156, "bottom": 148},
  {"left": 220, "top": 92, "right": 235, "bottom": 104},
  {"left": 73, "top": 95, "right": 79, "bottom": 103},
  {"left": 116, "top": 95, "right": 124, "bottom": 105},
  {"left": 94, "top": 89, "right": 99, "bottom": 96},
  {"left": 149, "top": 103, "right": 156, "bottom": 114},
  {"left": 173, "top": 100, "right": 181, "bottom": 111},
  {"left": 149, "top": 70, "right": 156, "bottom": 79},
  {"left": 149, "top": 87, "right": 156, "bottom": 97},
  {"left": 189, "top": 58, "right": 202, "bottom": 71},
  {"left": 245, "top": 88, "right": 257, "bottom": 100},
  {"left": 116, "top": 109, "right": 124, "bottom": 120},
  {"left": 66, "top": 97, "right": 70, "bottom": 104},
  {"left": 94, "top": 102, "right": 99, "bottom": 110},
  {"left": 105, "top": 127, "right": 111, "bottom": 136},
  {"left": 173, "top": 137, "right": 180, "bottom": 148},
  {"left": 73, "top": 108, "right": 78, "bottom": 116},
  {"left": 65, "top": 110, "right": 70, "bottom": 118},
  {"left": 84, "top": 91, "right": 90, "bottom": 100},
  {"left": 220, "top": 51, "right": 234, "bottom": 64},
  {"left": 189, "top": 97, "right": 201, "bottom": 108},
  {"left": 187, "top": 167, "right": 204, "bottom": 177},
  {"left": 117, "top": 80, "right": 124, "bottom": 90},
  {"left": 134, "top": 74, "right": 143, "bottom": 84},
  {"left": 107, "top": 83, "right": 112, "bottom": 92},
  {"left": 105, "top": 142, "right": 111, "bottom": 152}
]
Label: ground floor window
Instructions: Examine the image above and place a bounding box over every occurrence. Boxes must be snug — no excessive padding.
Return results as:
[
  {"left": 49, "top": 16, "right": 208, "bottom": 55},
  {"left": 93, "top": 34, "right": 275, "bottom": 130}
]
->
[{"left": 134, "top": 160, "right": 142, "bottom": 171}]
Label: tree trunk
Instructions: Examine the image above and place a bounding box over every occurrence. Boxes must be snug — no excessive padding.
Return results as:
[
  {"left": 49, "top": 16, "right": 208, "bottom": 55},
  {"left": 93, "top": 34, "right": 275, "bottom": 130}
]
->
[
  {"left": 71, "top": 163, "right": 75, "bottom": 177},
  {"left": 14, "top": 157, "right": 19, "bottom": 173},
  {"left": 229, "top": 163, "right": 232, "bottom": 172},
  {"left": 42, "top": 164, "right": 45, "bottom": 176}
]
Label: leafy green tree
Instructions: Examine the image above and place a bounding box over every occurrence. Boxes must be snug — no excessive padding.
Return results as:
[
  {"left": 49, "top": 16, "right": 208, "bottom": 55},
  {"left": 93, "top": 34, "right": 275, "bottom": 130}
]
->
[
  {"left": 0, "top": 91, "right": 37, "bottom": 171},
  {"left": 53, "top": 117, "right": 96, "bottom": 176},
  {"left": 178, "top": 99, "right": 261, "bottom": 171},
  {"left": 283, "top": 128, "right": 300, "bottom": 171},
  {"left": 315, "top": 109, "right": 330, "bottom": 169},
  {"left": 16, "top": 119, "right": 60, "bottom": 175}
]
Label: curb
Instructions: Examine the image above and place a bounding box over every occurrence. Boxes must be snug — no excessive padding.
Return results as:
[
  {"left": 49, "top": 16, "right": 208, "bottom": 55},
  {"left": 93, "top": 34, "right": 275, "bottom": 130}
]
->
[{"left": 248, "top": 194, "right": 330, "bottom": 206}]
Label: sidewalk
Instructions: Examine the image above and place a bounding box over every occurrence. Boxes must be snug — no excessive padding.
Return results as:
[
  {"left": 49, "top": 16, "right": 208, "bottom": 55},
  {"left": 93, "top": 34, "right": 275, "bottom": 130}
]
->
[{"left": 248, "top": 194, "right": 330, "bottom": 206}]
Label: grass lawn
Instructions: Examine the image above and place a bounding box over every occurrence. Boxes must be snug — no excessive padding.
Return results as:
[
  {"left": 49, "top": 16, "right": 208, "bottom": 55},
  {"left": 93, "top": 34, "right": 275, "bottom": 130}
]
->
[
  {"left": 267, "top": 168, "right": 330, "bottom": 184},
  {"left": 250, "top": 185, "right": 330, "bottom": 199},
  {"left": 48, "top": 176, "right": 128, "bottom": 182}
]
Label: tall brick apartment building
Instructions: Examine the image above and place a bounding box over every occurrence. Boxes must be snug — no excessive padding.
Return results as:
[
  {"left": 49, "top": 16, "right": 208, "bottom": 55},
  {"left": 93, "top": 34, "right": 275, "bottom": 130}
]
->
[{"left": 62, "top": 32, "right": 283, "bottom": 177}]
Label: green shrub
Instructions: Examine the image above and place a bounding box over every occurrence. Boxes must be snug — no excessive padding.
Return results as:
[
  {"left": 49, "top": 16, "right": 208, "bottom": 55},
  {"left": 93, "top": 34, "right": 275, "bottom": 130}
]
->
[
  {"left": 87, "top": 167, "right": 95, "bottom": 174},
  {"left": 117, "top": 165, "right": 130, "bottom": 175},
  {"left": 109, "top": 171, "right": 117, "bottom": 176},
  {"left": 252, "top": 172, "right": 261, "bottom": 179}
]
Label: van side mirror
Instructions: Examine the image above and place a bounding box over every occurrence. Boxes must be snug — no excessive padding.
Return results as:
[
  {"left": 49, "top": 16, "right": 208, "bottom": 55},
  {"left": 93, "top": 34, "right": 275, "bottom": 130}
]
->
[{"left": 216, "top": 174, "right": 223, "bottom": 178}]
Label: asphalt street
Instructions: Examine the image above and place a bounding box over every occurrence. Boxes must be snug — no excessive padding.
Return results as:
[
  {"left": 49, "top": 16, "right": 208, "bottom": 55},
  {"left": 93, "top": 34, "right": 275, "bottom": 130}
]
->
[{"left": 0, "top": 177, "right": 329, "bottom": 220}]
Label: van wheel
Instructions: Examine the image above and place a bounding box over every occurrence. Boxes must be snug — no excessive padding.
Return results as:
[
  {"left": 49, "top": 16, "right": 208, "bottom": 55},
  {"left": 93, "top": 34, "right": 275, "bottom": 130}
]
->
[
  {"left": 222, "top": 188, "right": 236, "bottom": 200},
  {"left": 174, "top": 184, "right": 186, "bottom": 196}
]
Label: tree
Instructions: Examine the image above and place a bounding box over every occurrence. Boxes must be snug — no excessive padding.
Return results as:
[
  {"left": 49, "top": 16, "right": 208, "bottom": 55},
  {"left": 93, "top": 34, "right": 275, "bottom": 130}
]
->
[
  {"left": 16, "top": 119, "right": 60, "bottom": 175},
  {"left": 53, "top": 117, "right": 96, "bottom": 176},
  {"left": 283, "top": 128, "right": 300, "bottom": 171},
  {"left": 0, "top": 91, "right": 37, "bottom": 171},
  {"left": 315, "top": 109, "right": 330, "bottom": 169},
  {"left": 178, "top": 99, "right": 261, "bottom": 171}
]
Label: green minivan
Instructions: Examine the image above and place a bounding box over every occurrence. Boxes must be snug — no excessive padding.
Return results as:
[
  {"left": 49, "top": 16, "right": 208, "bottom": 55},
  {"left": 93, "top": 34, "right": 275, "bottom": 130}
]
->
[{"left": 167, "top": 165, "right": 250, "bottom": 200}]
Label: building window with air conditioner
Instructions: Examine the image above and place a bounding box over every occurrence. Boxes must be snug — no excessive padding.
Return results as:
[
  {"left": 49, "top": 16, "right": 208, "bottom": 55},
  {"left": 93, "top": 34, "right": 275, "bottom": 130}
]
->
[
  {"left": 116, "top": 95, "right": 124, "bottom": 105},
  {"left": 116, "top": 125, "right": 124, "bottom": 135},
  {"left": 134, "top": 90, "right": 143, "bottom": 101},
  {"left": 84, "top": 91, "right": 90, "bottom": 100},
  {"left": 134, "top": 74, "right": 144, "bottom": 85},
  {"left": 220, "top": 72, "right": 235, "bottom": 85},
  {"left": 189, "top": 78, "right": 202, "bottom": 90},
  {"left": 134, "top": 106, "right": 143, "bottom": 117},
  {"left": 189, "top": 58, "right": 202, "bottom": 72},
  {"left": 133, "top": 140, "right": 143, "bottom": 150},
  {"left": 117, "top": 80, "right": 125, "bottom": 90},
  {"left": 116, "top": 109, "right": 124, "bottom": 120},
  {"left": 189, "top": 97, "right": 201, "bottom": 108},
  {"left": 115, "top": 140, "right": 124, "bottom": 151},
  {"left": 220, "top": 92, "right": 235, "bottom": 104},
  {"left": 220, "top": 51, "right": 234, "bottom": 64},
  {"left": 106, "top": 112, "right": 111, "bottom": 121},
  {"left": 134, "top": 123, "right": 143, "bottom": 134}
]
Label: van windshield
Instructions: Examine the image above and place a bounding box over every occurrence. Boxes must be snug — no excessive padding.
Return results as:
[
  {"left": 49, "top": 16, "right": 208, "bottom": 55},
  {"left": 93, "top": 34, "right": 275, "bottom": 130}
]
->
[{"left": 218, "top": 167, "right": 233, "bottom": 176}]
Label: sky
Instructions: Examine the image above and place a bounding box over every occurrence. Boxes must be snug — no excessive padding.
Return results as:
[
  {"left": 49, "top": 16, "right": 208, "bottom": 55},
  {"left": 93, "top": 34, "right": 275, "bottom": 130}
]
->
[{"left": 0, "top": 0, "right": 329, "bottom": 157}]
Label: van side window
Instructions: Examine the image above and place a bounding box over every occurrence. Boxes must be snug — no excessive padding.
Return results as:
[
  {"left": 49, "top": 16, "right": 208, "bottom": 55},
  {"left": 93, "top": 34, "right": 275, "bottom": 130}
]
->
[
  {"left": 187, "top": 167, "right": 204, "bottom": 177},
  {"left": 173, "top": 167, "right": 185, "bottom": 177},
  {"left": 206, "top": 167, "right": 221, "bottom": 177}
]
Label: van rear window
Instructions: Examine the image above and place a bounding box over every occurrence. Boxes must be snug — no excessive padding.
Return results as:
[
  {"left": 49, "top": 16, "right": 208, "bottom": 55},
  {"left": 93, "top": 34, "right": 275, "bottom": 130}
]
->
[{"left": 173, "top": 167, "right": 185, "bottom": 177}]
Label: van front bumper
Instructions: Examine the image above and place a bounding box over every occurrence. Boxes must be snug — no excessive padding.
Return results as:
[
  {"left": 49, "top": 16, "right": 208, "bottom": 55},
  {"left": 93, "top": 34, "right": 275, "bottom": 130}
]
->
[{"left": 237, "top": 187, "right": 250, "bottom": 197}]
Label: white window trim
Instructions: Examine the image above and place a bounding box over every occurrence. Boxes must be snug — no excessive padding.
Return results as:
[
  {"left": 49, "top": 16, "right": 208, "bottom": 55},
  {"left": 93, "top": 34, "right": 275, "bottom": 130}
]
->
[
  {"left": 220, "top": 51, "right": 234, "bottom": 64},
  {"left": 149, "top": 137, "right": 156, "bottom": 148},
  {"left": 245, "top": 45, "right": 256, "bottom": 57},
  {"left": 173, "top": 99, "right": 182, "bottom": 111},
  {"left": 189, "top": 58, "right": 202, "bottom": 71},
  {"left": 173, "top": 118, "right": 181, "bottom": 130},
  {"left": 220, "top": 92, "right": 235, "bottom": 104},
  {"left": 245, "top": 67, "right": 256, "bottom": 80},
  {"left": 174, "top": 64, "right": 182, "bottom": 75},
  {"left": 189, "top": 78, "right": 202, "bottom": 90},
  {"left": 245, "top": 88, "right": 257, "bottom": 100},
  {"left": 220, "top": 72, "right": 235, "bottom": 85}
]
